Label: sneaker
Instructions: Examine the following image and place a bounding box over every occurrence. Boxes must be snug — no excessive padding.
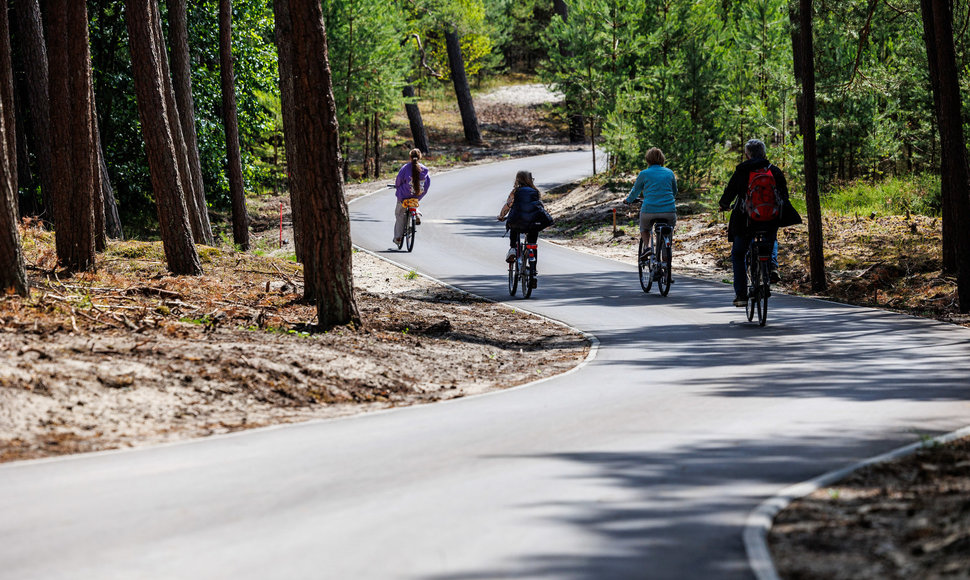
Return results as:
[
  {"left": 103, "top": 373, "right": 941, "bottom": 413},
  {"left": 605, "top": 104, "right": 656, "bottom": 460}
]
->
[
  {"left": 393, "top": 237, "right": 403, "bottom": 247},
  {"left": 505, "top": 248, "right": 517, "bottom": 263},
  {"left": 639, "top": 248, "right": 654, "bottom": 261},
  {"left": 415, "top": 211, "right": 422, "bottom": 225},
  {"left": 769, "top": 268, "right": 781, "bottom": 284},
  {"left": 528, "top": 278, "right": 538, "bottom": 289},
  {"left": 733, "top": 295, "right": 747, "bottom": 307}
]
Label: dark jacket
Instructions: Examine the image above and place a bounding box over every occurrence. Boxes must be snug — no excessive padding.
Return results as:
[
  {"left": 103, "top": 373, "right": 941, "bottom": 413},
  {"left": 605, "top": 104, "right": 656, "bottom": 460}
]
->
[
  {"left": 718, "top": 157, "right": 802, "bottom": 241},
  {"left": 503, "top": 186, "right": 552, "bottom": 231}
]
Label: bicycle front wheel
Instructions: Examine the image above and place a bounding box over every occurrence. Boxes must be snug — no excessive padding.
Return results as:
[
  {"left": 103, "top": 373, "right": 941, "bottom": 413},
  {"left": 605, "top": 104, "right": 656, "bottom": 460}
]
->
[
  {"left": 405, "top": 213, "right": 416, "bottom": 252},
  {"left": 638, "top": 239, "right": 652, "bottom": 293},
  {"left": 657, "top": 235, "right": 672, "bottom": 297}
]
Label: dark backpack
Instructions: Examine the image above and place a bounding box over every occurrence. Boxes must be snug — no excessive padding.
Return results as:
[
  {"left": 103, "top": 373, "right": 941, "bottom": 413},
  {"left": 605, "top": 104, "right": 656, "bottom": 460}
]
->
[{"left": 745, "top": 167, "right": 782, "bottom": 222}]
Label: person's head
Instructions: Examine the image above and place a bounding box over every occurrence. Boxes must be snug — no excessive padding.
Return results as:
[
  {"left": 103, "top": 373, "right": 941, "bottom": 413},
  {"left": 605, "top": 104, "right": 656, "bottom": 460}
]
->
[
  {"left": 644, "top": 147, "right": 666, "bottom": 166},
  {"left": 409, "top": 148, "right": 422, "bottom": 162},
  {"left": 744, "top": 139, "right": 766, "bottom": 160},
  {"left": 515, "top": 170, "right": 536, "bottom": 190}
]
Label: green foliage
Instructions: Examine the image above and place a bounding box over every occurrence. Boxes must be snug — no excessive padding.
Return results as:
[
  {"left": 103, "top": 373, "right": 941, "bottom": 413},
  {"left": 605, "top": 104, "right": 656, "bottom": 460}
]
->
[{"left": 824, "top": 175, "right": 942, "bottom": 217}]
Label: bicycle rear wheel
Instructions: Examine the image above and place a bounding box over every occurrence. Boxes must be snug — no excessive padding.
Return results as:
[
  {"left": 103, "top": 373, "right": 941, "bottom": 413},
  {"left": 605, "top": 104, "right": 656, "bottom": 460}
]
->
[
  {"left": 521, "top": 258, "right": 534, "bottom": 299},
  {"left": 746, "top": 250, "right": 756, "bottom": 322},
  {"left": 657, "top": 233, "right": 672, "bottom": 297},
  {"left": 638, "top": 239, "right": 652, "bottom": 293},
  {"left": 757, "top": 261, "right": 770, "bottom": 326},
  {"left": 405, "top": 213, "right": 416, "bottom": 252}
]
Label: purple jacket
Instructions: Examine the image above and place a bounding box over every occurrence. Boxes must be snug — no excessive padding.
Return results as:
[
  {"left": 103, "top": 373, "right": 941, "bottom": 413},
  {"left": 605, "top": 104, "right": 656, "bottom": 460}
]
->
[{"left": 395, "top": 162, "right": 431, "bottom": 201}]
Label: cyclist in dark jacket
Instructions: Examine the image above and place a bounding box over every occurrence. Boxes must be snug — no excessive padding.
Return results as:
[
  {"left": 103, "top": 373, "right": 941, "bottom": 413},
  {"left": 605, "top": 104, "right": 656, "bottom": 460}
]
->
[
  {"left": 497, "top": 170, "right": 552, "bottom": 264},
  {"left": 719, "top": 139, "right": 801, "bottom": 307}
]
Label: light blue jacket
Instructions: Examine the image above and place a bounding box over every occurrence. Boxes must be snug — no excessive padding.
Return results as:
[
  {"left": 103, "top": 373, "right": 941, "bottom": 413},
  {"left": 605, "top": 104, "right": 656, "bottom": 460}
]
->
[{"left": 624, "top": 165, "right": 677, "bottom": 213}]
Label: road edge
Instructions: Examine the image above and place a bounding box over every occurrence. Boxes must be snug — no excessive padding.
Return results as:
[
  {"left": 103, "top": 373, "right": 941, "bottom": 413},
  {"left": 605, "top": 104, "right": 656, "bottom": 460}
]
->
[{"left": 744, "top": 424, "right": 970, "bottom": 580}]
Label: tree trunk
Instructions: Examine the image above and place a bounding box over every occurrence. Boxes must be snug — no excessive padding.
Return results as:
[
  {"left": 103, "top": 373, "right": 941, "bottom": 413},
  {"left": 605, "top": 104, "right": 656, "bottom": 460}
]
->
[
  {"left": 790, "top": 0, "right": 826, "bottom": 292},
  {"left": 126, "top": 0, "right": 202, "bottom": 276},
  {"left": 444, "top": 29, "right": 482, "bottom": 145},
  {"left": 14, "top": 0, "right": 54, "bottom": 220},
  {"left": 273, "top": 0, "right": 305, "bottom": 264},
  {"left": 921, "top": 0, "right": 970, "bottom": 311},
  {"left": 98, "top": 135, "right": 123, "bottom": 239},
  {"left": 0, "top": 2, "right": 27, "bottom": 296},
  {"left": 154, "top": 1, "right": 208, "bottom": 246},
  {"left": 552, "top": 0, "right": 586, "bottom": 143},
  {"left": 219, "top": 0, "right": 250, "bottom": 250},
  {"left": 274, "top": 0, "right": 360, "bottom": 329},
  {"left": 12, "top": 75, "right": 34, "bottom": 215},
  {"left": 166, "top": 0, "right": 213, "bottom": 246},
  {"left": 47, "top": 0, "right": 97, "bottom": 272},
  {"left": 91, "top": 100, "right": 106, "bottom": 252},
  {"left": 402, "top": 84, "right": 429, "bottom": 154}
]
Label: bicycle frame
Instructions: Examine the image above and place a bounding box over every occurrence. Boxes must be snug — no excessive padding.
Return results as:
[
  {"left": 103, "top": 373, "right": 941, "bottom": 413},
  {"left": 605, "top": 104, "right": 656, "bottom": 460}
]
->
[{"left": 508, "top": 232, "right": 538, "bottom": 298}]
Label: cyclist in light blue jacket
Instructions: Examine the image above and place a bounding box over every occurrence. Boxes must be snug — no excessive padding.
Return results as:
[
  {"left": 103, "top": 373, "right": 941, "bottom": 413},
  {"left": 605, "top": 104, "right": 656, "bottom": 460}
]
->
[{"left": 624, "top": 147, "right": 677, "bottom": 259}]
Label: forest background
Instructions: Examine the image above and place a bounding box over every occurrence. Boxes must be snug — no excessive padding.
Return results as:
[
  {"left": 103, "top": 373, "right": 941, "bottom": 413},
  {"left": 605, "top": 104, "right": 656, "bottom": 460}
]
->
[
  {"left": 0, "top": 0, "right": 968, "bottom": 323},
  {"left": 19, "top": 0, "right": 965, "bottom": 238}
]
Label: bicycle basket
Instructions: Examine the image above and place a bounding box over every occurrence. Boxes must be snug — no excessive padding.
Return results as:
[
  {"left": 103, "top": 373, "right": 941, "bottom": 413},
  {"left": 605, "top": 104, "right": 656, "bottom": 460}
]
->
[{"left": 401, "top": 198, "right": 420, "bottom": 209}]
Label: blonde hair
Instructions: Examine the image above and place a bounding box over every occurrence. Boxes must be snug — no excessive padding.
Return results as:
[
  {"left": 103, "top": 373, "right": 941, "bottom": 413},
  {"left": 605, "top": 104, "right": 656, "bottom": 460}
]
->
[
  {"left": 409, "top": 148, "right": 422, "bottom": 196},
  {"left": 514, "top": 170, "right": 536, "bottom": 190},
  {"left": 645, "top": 147, "right": 666, "bottom": 166}
]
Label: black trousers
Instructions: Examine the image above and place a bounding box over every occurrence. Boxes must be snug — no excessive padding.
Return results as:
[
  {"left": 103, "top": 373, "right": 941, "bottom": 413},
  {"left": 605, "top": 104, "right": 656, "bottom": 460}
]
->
[{"left": 509, "top": 228, "right": 539, "bottom": 248}]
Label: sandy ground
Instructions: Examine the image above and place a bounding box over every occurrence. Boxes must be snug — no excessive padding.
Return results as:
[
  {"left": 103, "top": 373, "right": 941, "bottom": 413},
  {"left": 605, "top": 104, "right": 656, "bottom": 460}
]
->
[{"left": 0, "top": 241, "right": 589, "bottom": 463}]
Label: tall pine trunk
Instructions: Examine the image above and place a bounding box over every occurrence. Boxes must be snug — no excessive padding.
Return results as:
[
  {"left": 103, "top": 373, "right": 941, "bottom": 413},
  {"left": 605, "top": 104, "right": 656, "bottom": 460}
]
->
[
  {"left": 220, "top": 0, "right": 250, "bottom": 250},
  {"left": 402, "top": 84, "right": 429, "bottom": 154},
  {"left": 920, "top": 0, "right": 970, "bottom": 310},
  {"left": 0, "top": 1, "right": 27, "bottom": 296},
  {"left": 166, "top": 0, "right": 213, "bottom": 246},
  {"left": 47, "top": 0, "right": 97, "bottom": 272},
  {"left": 11, "top": 0, "right": 52, "bottom": 222},
  {"left": 444, "top": 30, "right": 482, "bottom": 145},
  {"left": 790, "top": 0, "right": 826, "bottom": 292},
  {"left": 274, "top": 0, "right": 360, "bottom": 329},
  {"left": 273, "top": 0, "right": 305, "bottom": 264},
  {"left": 126, "top": 0, "right": 202, "bottom": 276}
]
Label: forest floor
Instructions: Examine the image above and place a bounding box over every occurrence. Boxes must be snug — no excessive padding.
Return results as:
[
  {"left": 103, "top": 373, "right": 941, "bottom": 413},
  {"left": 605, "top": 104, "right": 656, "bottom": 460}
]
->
[
  {"left": 0, "top": 224, "right": 588, "bottom": 462},
  {"left": 0, "top": 82, "right": 589, "bottom": 463},
  {"left": 543, "top": 178, "right": 970, "bottom": 579}
]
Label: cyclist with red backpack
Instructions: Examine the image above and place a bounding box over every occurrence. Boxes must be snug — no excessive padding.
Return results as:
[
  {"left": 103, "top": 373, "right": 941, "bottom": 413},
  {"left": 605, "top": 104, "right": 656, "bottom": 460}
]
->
[{"left": 718, "top": 139, "right": 802, "bottom": 307}]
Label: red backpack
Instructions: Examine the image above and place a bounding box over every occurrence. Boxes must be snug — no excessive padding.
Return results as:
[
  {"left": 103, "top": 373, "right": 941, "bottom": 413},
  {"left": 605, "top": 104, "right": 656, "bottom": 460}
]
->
[{"left": 745, "top": 166, "right": 782, "bottom": 222}]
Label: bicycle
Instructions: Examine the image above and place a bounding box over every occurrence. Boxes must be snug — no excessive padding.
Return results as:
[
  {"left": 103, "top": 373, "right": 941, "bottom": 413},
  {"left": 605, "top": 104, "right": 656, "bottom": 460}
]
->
[
  {"left": 637, "top": 219, "right": 673, "bottom": 296},
  {"left": 397, "top": 197, "right": 420, "bottom": 252},
  {"left": 745, "top": 230, "right": 773, "bottom": 326},
  {"left": 508, "top": 232, "right": 538, "bottom": 299}
]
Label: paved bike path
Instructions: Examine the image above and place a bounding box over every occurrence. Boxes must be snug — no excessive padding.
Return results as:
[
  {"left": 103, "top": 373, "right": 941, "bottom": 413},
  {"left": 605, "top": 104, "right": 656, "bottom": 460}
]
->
[{"left": 1, "top": 151, "right": 968, "bottom": 579}]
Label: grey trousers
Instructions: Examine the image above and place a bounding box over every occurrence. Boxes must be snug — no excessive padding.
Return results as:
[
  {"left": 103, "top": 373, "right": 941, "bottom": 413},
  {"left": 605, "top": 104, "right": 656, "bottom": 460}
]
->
[
  {"left": 639, "top": 211, "right": 677, "bottom": 250},
  {"left": 393, "top": 203, "right": 408, "bottom": 240}
]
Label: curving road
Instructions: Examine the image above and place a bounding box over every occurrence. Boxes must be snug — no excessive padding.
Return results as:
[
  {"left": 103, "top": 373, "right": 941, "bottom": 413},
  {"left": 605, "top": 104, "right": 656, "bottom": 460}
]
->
[{"left": 2, "top": 151, "right": 969, "bottom": 579}]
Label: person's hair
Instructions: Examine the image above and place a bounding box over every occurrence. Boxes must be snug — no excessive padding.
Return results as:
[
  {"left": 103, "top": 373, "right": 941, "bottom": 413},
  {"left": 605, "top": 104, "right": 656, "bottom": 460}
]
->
[
  {"left": 744, "top": 139, "right": 767, "bottom": 160},
  {"left": 514, "top": 170, "right": 536, "bottom": 190},
  {"left": 644, "top": 147, "right": 666, "bottom": 166},
  {"left": 409, "top": 148, "right": 422, "bottom": 196}
]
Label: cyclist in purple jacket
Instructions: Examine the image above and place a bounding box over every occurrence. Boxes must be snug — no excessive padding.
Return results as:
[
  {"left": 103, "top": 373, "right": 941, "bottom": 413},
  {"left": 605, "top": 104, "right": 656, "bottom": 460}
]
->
[{"left": 393, "top": 148, "right": 431, "bottom": 246}]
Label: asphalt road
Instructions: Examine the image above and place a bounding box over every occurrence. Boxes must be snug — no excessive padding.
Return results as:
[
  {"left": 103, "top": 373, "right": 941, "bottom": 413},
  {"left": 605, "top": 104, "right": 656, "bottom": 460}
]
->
[{"left": 2, "top": 151, "right": 969, "bottom": 579}]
